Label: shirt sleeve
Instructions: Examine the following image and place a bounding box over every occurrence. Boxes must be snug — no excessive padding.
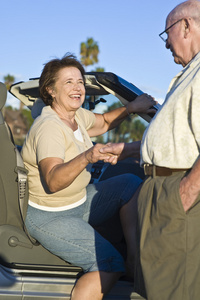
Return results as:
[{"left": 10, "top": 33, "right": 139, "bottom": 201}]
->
[
  {"left": 190, "top": 74, "right": 200, "bottom": 148},
  {"left": 35, "top": 120, "right": 66, "bottom": 163},
  {"left": 76, "top": 107, "right": 96, "bottom": 130}
]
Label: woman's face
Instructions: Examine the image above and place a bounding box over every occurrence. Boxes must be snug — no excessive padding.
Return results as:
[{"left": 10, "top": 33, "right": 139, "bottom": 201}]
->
[{"left": 50, "top": 66, "right": 85, "bottom": 112}]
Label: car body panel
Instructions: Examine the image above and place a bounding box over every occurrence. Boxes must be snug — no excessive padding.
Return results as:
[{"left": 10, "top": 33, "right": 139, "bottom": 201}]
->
[
  {"left": 0, "top": 265, "right": 145, "bottom": 299},
  {"left": 10, "top": 72, "right": 160, "bottom": 122}
]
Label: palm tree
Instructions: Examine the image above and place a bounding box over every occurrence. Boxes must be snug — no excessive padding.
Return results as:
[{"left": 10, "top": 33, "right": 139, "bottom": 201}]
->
[
  {"left": 130, "top": 119, "right": 146, "bottom": 141},
  {"left": 4, "top": 74, "right": 24, "bottom": 111},
  {"left": 3, "top": 74, "right": 15, "bottom": 90},
  {"left": 91, "top": 67, "right": 105, "bottom": 72},
  {"left": 100, "top": 101, "right": 147, "bottom": 143},
  {"left": 104, "top": 102, "right": 133, "bottom": 143},
  {"left": 80, "top": 38, "right": 99, "bottom": 67}
]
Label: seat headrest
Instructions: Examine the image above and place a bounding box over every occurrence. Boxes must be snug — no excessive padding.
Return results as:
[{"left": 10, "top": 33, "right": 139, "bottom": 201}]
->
[
  {"left": 31, "top": 98, "right": 46, "bottom": 119},
  {"left": 0, "top": 82, "right": 7, "bottom": 110}
]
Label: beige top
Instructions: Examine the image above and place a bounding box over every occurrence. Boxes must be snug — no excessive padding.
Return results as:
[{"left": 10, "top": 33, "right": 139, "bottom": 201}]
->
[
  {"left": 21, "top": 106, "right": 95, "bottom": 208},
  {"left": 141, "top": 52, "right": 200, "bottom": 168}
]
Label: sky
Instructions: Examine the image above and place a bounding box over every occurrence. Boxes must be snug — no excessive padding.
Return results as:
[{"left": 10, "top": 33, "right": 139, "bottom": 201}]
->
[{"left": 1, "top": 0, "right": 185, "bottom": 108}]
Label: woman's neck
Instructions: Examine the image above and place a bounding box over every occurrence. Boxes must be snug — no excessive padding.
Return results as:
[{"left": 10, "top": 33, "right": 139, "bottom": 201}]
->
[{"left": 52, "top": 105, "right": 78, "bottom": 131}]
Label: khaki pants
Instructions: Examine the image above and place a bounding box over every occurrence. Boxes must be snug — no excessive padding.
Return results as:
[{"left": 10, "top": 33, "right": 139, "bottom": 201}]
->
[{"left": 135, "top": 172, "right": 200, "bottom": 300}]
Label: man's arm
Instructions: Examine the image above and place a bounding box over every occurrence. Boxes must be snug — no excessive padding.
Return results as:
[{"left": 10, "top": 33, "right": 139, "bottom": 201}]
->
[{"left": 180, "top": 156, "right": 200, "bottom": 211}]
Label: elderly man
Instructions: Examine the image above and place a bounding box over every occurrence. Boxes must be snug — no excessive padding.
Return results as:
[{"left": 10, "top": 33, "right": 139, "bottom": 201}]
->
[{"left": 101, "top": 1, "right": 200, "bottom": 299}]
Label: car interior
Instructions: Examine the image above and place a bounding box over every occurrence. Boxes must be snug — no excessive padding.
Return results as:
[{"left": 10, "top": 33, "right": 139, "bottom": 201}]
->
[
  {"left": 0, "top": 73, "right": 159, "bottom": 297},
  {"left": 0, "top": 81, "right": 82, "bottom": 279}
]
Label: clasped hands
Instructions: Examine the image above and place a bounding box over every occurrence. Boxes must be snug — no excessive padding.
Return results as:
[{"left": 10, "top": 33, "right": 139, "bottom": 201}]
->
[
  {"left": 99, "top": 142, "right": 125, "bottom": 165},
  {"left": 88, "top": 142, "right": 200, "bottom": 212},
  {"left": 87, "top": 143, "right": 200, "bottom": 213},
  {"left": 85, "top": 143, "right": 124, "bottom": 166}
]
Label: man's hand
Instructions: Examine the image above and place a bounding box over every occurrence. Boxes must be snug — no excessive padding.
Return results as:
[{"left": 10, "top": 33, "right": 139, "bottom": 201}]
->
[
  {"left": 85, "top": 143, "right": 117, "bottom": 164},
  {"left": 179, "top": 158, "right": 200, "bottom": 211},
  {"left": 99, "top": 143, "right": 125, "bottom": 165},
  {"left": 179, "top": 174, "right": 200, "bottom": 211},
  {"left": 100, "top": 141, "right": 141, "bottom": 164}
]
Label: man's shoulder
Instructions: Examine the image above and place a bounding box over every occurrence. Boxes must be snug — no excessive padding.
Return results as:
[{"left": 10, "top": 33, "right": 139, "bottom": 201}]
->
[{"left": 189, "top": 52, "right": 200, "bottom": 73}]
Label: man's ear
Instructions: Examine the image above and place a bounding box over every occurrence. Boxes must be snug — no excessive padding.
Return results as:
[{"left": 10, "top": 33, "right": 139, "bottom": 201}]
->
[{"left": 184, "top": 18, "right": 190, "bottom": 38}]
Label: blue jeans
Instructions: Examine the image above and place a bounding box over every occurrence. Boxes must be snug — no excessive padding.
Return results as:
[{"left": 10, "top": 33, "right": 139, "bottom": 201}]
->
[{"left": 25, "top": 174, "right": 142, "bottom": 273}]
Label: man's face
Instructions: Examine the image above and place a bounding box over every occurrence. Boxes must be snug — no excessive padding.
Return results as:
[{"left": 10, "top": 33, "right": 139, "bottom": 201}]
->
[{"left": 165, "top": 17, "right": 188, "bottom": 67}]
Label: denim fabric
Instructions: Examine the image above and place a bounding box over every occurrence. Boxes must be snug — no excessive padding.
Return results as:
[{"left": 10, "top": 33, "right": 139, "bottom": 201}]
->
[{"left": 25, "top": 174, "right": 142, "bottom": 273}]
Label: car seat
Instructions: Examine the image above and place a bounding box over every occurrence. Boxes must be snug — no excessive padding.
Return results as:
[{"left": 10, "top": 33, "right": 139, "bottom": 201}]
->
[{"left": 0, "top": 82, "right": 81, "bottom": 274}]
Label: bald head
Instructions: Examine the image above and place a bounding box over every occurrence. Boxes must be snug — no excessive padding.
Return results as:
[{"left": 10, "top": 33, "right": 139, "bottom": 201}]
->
[
  {"left": 163, "top": 0, "right": 200, "bottom": 66},
  {"left": 168, "top": 0, "right": 200, "bottom": 25}
]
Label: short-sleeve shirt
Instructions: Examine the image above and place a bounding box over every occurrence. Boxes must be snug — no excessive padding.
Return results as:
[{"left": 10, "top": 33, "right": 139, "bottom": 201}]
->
[
  {"left": 141, "top": 52, "right": 200, "bottom": 168},
  {"left": 21, "top": 106, "right": 96, "bottom": 209}
]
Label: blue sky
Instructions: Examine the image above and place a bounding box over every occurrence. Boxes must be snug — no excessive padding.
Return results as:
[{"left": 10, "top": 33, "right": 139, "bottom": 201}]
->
[{"left": 1, "top": 0, "right": 183, "bottom": 107}]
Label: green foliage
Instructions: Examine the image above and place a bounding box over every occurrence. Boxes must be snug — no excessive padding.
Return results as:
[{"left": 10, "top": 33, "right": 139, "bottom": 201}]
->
[
  {"left": 14, "top": 137, "right": 25, "bottom": 147},
  {"left": 80, "top": 38, "right": 99, "bottom": 67},
  {"left": 3, "top": 74, "right": 15, "bottom": 90},
  {"left": 5, "top": 105, "right": 18, "bottom": 111},
  {"left": 93, "top": 135, "right": 104, "bottom": 144},
  {"left": 95, "top": 101, "right": 147, "bottom": 143},
  {"left": 21, "top": 108, "right": 34, "bottom": 129},
  {"left": 91, "top": 67, "right": 105, "bottom": 72}
]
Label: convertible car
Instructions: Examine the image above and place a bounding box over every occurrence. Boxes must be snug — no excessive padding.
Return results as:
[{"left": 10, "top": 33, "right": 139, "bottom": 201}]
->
[{"left": 0, "top": 72, "right": 159, "bottom": 299}]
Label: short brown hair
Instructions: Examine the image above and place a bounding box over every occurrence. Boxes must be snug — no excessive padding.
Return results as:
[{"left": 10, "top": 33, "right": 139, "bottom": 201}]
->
[{"left": 39, "top": 53, "right": 85, "bottom": 106}]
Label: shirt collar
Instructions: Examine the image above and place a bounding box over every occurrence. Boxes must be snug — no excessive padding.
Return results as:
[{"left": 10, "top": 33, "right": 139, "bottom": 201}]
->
[{"left": 175, "top": 51, "right": 200, "bottom": 79}]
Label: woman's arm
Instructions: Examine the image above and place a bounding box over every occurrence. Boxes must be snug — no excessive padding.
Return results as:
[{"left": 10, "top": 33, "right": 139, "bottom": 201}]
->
[
  {"left": 87, "top": 94, "right": 157, "bottom": 137},
  {"left": 39, "top": 144, "right": 112, "bottom": 193}
]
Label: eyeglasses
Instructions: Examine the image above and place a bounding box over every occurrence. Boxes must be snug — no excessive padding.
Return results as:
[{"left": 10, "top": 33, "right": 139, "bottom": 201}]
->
[{"left": 159, "top": 19, "right": 183, "bottom": 42}]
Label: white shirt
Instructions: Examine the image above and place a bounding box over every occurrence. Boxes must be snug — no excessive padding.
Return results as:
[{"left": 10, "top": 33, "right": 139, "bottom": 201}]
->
[{"left": 141, "top": 52, "right": 200, "bottom": 168}]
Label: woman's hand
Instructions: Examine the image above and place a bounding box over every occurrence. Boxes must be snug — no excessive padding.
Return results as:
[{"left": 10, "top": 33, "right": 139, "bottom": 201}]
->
[
  {"left": 39, "top": 143, "right": 116, "bottom": 193},
  {"left": 127, "top": 93, "right": 157, "bottom": 115},
  {"left": 85, "top": 143, "right": 118, "bottom": 164},
  {"left": 100, "top": 141, "right": 141, "bottom": 163},
  {"left": 99, "top": 142, "right": 125, "bottom": 165}
]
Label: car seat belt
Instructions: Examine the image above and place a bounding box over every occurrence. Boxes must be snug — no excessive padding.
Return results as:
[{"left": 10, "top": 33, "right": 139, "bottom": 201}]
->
[
  {"left": 4, "top": 122, "right": 28, "bottom": 219},
  {"left": 14, "top": 147, "right": 28, "bottom": 221},
  {"left": 5, "top": 123, "right": 39, "bottom": 245}
]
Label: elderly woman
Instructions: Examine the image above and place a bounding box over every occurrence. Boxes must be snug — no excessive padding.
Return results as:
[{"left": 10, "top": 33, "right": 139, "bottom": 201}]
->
[{"left": 22, "top": 53, "right": 156, "bottom": 300}]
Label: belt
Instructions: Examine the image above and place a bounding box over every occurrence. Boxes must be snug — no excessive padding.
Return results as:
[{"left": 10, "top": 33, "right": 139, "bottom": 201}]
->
[{"left": 143, "top": 164, "right": 190, "bottom": 177}]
